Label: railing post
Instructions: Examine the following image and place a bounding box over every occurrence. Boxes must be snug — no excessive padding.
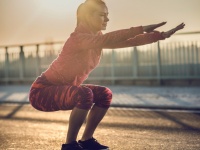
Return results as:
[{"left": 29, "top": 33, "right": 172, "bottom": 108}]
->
[
  {"left": 132, "top": 47, "right": 138, "bottom": 78},
  {"left": 195, "top": 42, "right": 199, "bottom": 75},
  {"left": 111, "top": 49, "right": 115, "bottom": 85},
  {"left": 19, "top": 46, "right": 25, "bottom": 81},
  {"left": 183, "top": 43, "right": 187, "bottom": 77},
  {"left": 36, "top": 44, "right": 40, "bottom": 76},
  {"left": 5, "top": 47, "right": 9, "bottom": 84},
  {"left": 157, "top": 42, "right": 161, "bottom": 85}
]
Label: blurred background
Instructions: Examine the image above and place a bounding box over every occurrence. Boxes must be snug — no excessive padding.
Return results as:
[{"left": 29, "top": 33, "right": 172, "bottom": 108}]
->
[
  {"left": 0, "top": 0, "right": 200, "bottom": 85},
  {"left": 1, "top": 2, "right": 200, "bottom": 149}
]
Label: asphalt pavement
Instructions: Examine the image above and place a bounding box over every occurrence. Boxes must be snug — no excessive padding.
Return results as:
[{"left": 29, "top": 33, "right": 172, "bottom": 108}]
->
[{"left": 0, "top": 104, "right": 200, "bottom": 150}]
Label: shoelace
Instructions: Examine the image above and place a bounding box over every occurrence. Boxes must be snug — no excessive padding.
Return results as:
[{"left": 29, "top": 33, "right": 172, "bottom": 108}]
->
[
  {"left": 68, "top": 142, "right": 82, "bottom": 149},
  {"left": 74, "top": 143, "right": 82, "bottom": 148}
]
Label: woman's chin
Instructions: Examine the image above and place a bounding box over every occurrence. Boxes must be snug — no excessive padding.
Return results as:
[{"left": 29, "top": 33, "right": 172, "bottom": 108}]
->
[{"left": 101, "top": 26, "right": 107, "bottom": 30}]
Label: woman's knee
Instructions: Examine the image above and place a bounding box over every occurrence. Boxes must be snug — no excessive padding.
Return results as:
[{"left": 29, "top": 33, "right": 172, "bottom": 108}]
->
[
  {"left": 75, "top": 86, "right": 94, "bottom": 110},
  {"left": 29, "top": 88, "right": 46, "bottom": 111},
  {"left": 94, "top": 87, "right": 113, "bottom": 108}
]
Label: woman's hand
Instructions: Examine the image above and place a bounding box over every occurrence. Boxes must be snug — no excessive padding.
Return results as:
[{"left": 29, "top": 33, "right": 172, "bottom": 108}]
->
[
  {"left": 143, "top": 22, "right": 167, "bottom": 33},
  {"left": 162, "top": 23, "right": 185, "bottom": 38}
]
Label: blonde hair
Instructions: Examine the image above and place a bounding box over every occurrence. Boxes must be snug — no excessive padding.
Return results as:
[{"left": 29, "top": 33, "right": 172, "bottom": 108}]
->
[{"left": 77, "top": 0, "right": 107, "bottom": 25}]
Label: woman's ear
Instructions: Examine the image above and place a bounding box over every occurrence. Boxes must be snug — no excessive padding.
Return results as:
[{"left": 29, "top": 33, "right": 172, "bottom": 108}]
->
[{"left": 85, "top": 13, "right": 93, "bottom": 23}]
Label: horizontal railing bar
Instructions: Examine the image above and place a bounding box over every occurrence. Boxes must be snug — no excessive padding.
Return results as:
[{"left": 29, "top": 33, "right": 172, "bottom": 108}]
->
[
  {"left": 0, "top": 76, "right": 199, "bottom": 82},
  {"left": 0, "top": 41, "right": 64, "bottom": 49},
  {"left": 88, "top": 76, "right": 200, "bottom": 80},
  {"left": 176, "top": 31, "right": 200, "bottom": 35}
]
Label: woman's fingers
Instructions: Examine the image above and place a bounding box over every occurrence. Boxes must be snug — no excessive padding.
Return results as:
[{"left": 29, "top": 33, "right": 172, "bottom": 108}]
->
[
  {"left": 163, "top": 23, "right": 185, "bottom": 38},
  {"left": 152, "top": 22, "right": 167, "bottom": 30},
  {"left": 145, "top": 22, "right": 167, "bottom": 33},
  {"left": 172, "top": 23, "right": 185, "bottom": 33},
  {"left": 156, "top": 22, "right": 167, "bottom": 28},
  {"left": 175, "top": 22, "right": 185, "bottom": 30},
  {"left": 161, "top": 23, "right": 185, "bottom": 39}
]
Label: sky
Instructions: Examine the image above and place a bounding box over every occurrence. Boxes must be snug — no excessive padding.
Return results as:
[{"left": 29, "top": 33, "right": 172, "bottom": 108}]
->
[{"left": 0, "top": 0, "right": 200, "bottom": 46}]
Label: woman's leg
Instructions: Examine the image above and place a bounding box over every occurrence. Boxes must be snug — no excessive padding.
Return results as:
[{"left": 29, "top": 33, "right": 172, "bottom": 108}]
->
[
  {"left": 66, "top": 107, "right": 89, "bottom": 143},
  {"left": 29, "top": 75, "right": 94, "bottom": 111},
  {"left": 29, "top": 76, "right": 95, "bottom": 143},
  {"left": 81, "top": 105, "right": 108, "bottom": 141},
  {"left": 31, "top": 85, "right": 94, "bottom": 143},
  {"left": 81, "top": 85, "right": 112, "bottom": 141},
  {"left": 65, "top": 86, "right": 94, "bottom": 144}
]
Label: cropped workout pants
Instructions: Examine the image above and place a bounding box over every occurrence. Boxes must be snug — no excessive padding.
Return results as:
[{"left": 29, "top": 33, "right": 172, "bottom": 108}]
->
[{"left": 29, "top": 75, "right": 112, "bottom": 112}]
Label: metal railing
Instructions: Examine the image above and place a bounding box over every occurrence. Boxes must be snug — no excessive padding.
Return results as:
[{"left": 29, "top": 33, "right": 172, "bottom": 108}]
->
[{"left": 0, "top": 33, "right": 200, "bottom": 85}]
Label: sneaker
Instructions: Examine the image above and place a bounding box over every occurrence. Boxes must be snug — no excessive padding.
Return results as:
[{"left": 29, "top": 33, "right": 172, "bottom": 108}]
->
[
  {"left": 61, "top": 141, "right": 83, "bottom": 150},
  {"left": 78, "top": 137, "right": 109, "bottom": 150}
]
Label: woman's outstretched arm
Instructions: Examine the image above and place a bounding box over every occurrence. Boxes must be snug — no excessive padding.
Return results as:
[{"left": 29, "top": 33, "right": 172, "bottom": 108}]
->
[
  {"left": 105, "top": 23, "right": 185, "bottom": 49},
  {"left": 104, "top": 31, "right": 164, "bottom": 49},
  {"left": 73, "top": 22, "right": 167, "bottom": 50},
  {"left": 73, "top": 26, "right": 143, "bottom": 50}
]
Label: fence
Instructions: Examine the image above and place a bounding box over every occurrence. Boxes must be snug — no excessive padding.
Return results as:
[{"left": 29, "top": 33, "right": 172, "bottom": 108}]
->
[{"left": 0, "top": 33, "right": 200, "bottom": 85}]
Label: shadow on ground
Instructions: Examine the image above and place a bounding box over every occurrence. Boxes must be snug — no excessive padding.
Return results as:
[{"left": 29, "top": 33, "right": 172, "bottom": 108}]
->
[{"left": 1, "top": 104, "right": 200, "bottom": 150}]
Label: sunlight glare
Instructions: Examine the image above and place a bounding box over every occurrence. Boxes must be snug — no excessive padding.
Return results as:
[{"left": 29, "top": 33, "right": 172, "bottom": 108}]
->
[{"left": 37, "top": 0, "right": 84, "bottom": 13}]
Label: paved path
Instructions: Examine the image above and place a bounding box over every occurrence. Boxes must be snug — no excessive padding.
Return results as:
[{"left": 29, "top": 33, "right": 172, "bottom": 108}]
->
[
  {"left": 0, "top": 104, "right": 200, "bottom": 150},
  {"left": 0, "top": 85, "right": 200, "bottom": 110}
]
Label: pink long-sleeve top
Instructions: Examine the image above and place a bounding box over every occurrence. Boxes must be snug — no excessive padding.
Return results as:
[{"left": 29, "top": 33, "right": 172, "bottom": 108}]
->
[{"left": 43, "top": 23, "right": 164, "bottom": 86}]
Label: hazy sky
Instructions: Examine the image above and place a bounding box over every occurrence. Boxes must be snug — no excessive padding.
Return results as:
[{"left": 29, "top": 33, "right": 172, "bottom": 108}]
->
[{"left": 0, "top": 0, "right": 200, "bottom": 46}]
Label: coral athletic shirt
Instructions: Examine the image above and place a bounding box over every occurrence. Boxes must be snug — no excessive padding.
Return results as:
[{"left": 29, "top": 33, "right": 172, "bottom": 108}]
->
[{"left": 43, "top": 23, "right": 164, "bottom": 86}]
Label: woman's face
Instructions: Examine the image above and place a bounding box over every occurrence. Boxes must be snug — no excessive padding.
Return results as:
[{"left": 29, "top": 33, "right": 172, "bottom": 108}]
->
[{"left": 88, "top": 5, "right": 109, "bottom": 33}]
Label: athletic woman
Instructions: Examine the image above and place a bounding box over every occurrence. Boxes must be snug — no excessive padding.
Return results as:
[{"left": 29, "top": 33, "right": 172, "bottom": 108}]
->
[{"left": 29, "top": 0, "right": 185, "bottom": 149}]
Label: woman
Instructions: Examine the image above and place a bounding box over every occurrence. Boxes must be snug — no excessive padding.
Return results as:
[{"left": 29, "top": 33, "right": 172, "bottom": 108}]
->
[{"left": 29, "top": 0, "right": 185, "bottom": 149}]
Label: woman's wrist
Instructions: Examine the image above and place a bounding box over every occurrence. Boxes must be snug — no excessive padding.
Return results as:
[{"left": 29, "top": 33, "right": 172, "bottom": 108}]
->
[
  {"left": 142, "top": 26, "right": 147, "bottom": 33},
  {"left": 160, "top": 32, "right": 166, "bottom": 39}
]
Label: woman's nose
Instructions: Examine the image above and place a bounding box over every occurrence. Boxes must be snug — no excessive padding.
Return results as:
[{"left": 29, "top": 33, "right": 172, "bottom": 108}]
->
[{"left": 105, "top": 16, "right": 109, "bottom": 22}]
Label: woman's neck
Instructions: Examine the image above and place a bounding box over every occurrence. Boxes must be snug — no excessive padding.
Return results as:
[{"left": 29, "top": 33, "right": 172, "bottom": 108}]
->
[{"left": 80, "top": 22, "right": 100, "bottom": 35}]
